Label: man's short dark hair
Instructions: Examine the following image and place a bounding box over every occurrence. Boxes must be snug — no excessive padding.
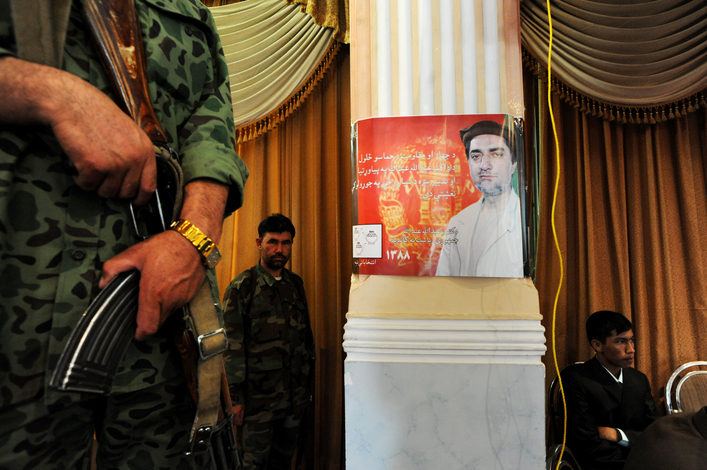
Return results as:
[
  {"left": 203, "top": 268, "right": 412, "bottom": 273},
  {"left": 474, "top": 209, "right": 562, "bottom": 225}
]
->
[
  {"left": 459, "top": 118, "right": 517, "bottom": 163},
  {"left": 586, "top": 310, "right": 633, "bottom": 344},
  {"left": 258, "top": 213, "right": 296, "bottom": 239}
]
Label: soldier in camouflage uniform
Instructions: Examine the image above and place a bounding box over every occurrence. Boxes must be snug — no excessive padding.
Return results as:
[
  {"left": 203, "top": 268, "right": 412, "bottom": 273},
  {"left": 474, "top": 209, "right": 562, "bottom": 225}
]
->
[
  {"left": 223, "top": 214, "right": 315, "bottom": 470},
  {"left": 0, "top": 0, "right": 248, "bottom": 468}
]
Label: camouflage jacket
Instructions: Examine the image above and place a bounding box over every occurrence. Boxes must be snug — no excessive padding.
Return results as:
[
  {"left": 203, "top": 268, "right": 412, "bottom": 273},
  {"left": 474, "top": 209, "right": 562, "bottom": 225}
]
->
[
  {"left": 0, "top": 0, "right": 248, "bottom": 407},
  {"left": 223, "top": 263, "right": 315, "bottom": 422}
]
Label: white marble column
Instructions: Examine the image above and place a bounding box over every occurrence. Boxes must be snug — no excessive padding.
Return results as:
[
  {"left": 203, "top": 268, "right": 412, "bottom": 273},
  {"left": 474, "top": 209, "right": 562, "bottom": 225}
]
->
[
  {"left": 343, "top": 276, "right": 546, "bottom": 469},
  {"left": 347, "top": 1, "right": 544, "bottom": 469}
]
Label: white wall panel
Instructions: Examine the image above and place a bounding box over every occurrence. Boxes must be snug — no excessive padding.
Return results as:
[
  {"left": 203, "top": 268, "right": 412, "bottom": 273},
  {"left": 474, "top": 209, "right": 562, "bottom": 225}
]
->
[
  {"left": 482, "top": 0, "right": 501, "bottom": 113},
  {"left": 397, "top": 0, "right": 414, "bottom": 115},
  {"left": 362, "top": 0, "right": 522, "bottom": 118},
  {"left": 377, "top": 0, "right": 393, "bottom": 116},
  {"left": 439, "top": 0, "right": 457, "bottom": 114},
  {"left": 418, "top": 0, "right": 435, "bottom": 114},
  {"left": 460, "top": 0, "right": 478, "bottom": 113}
]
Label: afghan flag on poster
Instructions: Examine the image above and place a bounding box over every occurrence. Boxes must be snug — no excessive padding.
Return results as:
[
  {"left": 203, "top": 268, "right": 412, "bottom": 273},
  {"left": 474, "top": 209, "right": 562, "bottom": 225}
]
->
[{"left": 352, "top": 114, "right": 530, "bottom": 278}]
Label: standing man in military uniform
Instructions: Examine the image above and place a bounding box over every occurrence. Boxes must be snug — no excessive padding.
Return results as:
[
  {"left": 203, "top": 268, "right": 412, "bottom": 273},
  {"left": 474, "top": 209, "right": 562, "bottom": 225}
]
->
[{"left": 223, "top": 214, "right": 315, "bottom": 470}]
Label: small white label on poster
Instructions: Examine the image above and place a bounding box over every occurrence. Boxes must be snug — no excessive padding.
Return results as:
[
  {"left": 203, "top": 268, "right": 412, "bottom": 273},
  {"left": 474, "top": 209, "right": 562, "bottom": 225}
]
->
[{"left": 353, "top": 224, "right": 383, "bottom": 259}]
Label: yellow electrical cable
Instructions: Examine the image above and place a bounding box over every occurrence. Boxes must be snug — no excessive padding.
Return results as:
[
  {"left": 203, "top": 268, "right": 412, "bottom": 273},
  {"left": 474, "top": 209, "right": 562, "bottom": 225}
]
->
[{"left": 546, "top": 1, "right": 567, "bottom": 470}]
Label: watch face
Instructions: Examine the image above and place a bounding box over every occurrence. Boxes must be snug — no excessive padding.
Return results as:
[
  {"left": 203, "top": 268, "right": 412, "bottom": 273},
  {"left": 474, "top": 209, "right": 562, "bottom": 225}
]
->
[{"left": 204, "top": 247, "right": 222, "bottom": 269}]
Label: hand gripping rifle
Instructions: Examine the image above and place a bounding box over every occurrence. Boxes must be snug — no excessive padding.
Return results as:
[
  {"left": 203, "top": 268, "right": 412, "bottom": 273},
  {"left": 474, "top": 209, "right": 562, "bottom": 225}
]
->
[{"left": 48, "top": 2, "right": 239, "bottom": 468}]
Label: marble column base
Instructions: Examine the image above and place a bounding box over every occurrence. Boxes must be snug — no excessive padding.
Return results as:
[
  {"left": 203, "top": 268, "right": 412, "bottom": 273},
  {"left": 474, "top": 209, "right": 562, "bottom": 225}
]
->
[
  {"left": 343, "top": 276, "right": 546, "bottom": 470},
  {"left": 344, "top": 361, "right": 545, "bottom": 469}
]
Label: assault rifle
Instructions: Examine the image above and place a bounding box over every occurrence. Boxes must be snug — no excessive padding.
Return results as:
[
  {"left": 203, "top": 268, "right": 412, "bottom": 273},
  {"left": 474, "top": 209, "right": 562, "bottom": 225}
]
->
[
  {"left": 48, "top": 1, "right": 239, "bottom": 468},
  {"left": 48, "top": 152, "right": 178, "bottom": 394}
]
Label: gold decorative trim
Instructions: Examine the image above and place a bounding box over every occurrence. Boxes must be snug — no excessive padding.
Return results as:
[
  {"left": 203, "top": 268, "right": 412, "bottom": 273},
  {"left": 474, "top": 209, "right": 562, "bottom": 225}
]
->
[
  {"left": 235, "top": 39, "right": 342, "bottom": 144},
  {"left": 522, "top": 48, "right": 707, "bottom": 125}
]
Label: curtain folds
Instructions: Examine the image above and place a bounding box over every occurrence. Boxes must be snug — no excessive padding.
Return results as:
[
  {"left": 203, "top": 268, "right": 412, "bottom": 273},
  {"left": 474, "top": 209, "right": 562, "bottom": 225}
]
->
[
  {"left": 287, "top": 0, "right": 349, "bottom": 43},
  {"left": 525, "top": 66, "right": 707, "bottom": 412},
  {"left": 521, "top": 0, "right": 707, "bottom": 123},
  {"left": 215, "top": 47, "right": 351, "bottom": 470},
  {"left": 210, "top": 0, "right": 335, "bottom": 130},
  {"left": 234, "top": 40, "right": 341, "bottom": 144}
]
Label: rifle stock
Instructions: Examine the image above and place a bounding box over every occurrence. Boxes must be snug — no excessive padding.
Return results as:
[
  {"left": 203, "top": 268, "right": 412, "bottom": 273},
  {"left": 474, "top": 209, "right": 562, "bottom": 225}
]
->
[{"left": 80, "top": 0, "right": 167, "bottom": 143}]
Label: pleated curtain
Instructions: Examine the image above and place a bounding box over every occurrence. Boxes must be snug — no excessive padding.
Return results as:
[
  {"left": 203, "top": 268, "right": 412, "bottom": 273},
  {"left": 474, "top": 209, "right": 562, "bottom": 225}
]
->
[
  {"left": 522, "top": 0, "right": 707, "bottom": 122},
  {"left": 522, "top": 0, "right": 707, "bottom": 412}
]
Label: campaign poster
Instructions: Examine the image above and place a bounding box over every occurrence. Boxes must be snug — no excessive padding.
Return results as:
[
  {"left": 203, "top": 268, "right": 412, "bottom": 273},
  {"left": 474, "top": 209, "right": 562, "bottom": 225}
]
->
[{"left": 352, "top": 114, "right": 528, "bottom": 278}]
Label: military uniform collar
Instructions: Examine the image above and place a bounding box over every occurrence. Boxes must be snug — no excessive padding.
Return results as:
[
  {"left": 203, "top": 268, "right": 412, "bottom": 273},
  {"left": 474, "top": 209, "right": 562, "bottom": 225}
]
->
[{"left": 255, "top": 262, "right": 292, "bottom": 287}]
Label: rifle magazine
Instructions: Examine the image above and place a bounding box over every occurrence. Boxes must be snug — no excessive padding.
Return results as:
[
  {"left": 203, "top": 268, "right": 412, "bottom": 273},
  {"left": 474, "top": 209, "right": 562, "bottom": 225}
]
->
[{"left": 49, "top": 270, "right": 140, "bottom": 395}]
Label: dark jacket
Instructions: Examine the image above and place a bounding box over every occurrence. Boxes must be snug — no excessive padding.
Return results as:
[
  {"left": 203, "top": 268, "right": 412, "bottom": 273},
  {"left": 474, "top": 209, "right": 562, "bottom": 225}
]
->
[
  {"left": 624, "top": 406, "right": 707, "bottom": 470},
  {"left": 561, "top": 356, "right": 660, "bottom": 470}
]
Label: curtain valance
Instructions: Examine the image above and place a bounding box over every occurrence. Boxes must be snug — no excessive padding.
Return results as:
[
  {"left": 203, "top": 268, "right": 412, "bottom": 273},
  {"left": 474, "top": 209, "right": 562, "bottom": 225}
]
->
[
  {"left": 210, "top": 0, "right": 337, "bottom": 141},
  {"left": 521, "top": 0, "right": 707, "bottom": 123},
  {"left": 286, "top": 0, "right": 349, "bottom": 43}
]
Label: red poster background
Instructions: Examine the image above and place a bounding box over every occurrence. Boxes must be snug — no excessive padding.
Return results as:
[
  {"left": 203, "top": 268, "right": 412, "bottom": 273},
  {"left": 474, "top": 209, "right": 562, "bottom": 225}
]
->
[{"left": 353, "top": 114, "right": 508, "bottom": 276}]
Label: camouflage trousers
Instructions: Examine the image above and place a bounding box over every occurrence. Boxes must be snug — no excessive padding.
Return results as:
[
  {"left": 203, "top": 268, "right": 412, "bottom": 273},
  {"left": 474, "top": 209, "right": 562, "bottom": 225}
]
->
[
  {"left": 239, "top": 410, "right": 305, "bottom": 470},
  {"left": 0, "top": 375, "right": 210, "bottom": 470}
]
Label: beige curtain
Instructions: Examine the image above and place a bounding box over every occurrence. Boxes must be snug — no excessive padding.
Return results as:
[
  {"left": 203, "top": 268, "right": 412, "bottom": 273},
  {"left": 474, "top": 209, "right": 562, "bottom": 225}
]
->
[
  {"left": 521, "top": 0, "right": 707, "bottom": 122},
  {"left": 525, "top": 66, "right": 707, "bottom": 414},
  {"left": 215, "top": 47, "right": 351, "bottom": 470},
  {"left": 205, "top": 0, "right": 349, "bottom": 43},
  {"left": 209, "top": 0, "right": 334, "bottom": 127}
]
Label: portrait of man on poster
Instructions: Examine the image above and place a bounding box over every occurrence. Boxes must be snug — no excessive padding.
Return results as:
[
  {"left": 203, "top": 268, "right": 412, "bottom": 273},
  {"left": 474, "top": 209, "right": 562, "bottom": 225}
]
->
[{"left": 435, "top": 118, "right": 523, "bottom": 277}]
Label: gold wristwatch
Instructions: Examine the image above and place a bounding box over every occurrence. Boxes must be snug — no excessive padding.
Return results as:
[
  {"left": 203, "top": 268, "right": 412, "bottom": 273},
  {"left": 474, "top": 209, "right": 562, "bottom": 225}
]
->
[{"left": 170, "top": 219, "right": 222, "bottom": 269}]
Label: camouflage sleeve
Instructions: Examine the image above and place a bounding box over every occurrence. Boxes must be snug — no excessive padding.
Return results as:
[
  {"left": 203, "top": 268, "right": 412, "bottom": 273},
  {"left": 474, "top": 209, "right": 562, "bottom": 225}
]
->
[
  {"left": 222, "top": 277, "right": 247, "bottom": 407},
  {"left": 176, "top": 6, "right": 248, "bottom": 216}
]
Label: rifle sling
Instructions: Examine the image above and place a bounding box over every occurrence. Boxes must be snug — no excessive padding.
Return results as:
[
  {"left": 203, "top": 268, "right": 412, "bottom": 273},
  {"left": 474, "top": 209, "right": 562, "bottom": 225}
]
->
[{"left": 184, "top": 279, "right": 229, "bottom": 454}]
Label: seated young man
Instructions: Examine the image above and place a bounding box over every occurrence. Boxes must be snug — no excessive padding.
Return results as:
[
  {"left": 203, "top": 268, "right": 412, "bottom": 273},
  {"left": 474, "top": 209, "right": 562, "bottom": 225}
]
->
[{"left": 561, "top": 310, "right": 660, "bottom": 470}]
